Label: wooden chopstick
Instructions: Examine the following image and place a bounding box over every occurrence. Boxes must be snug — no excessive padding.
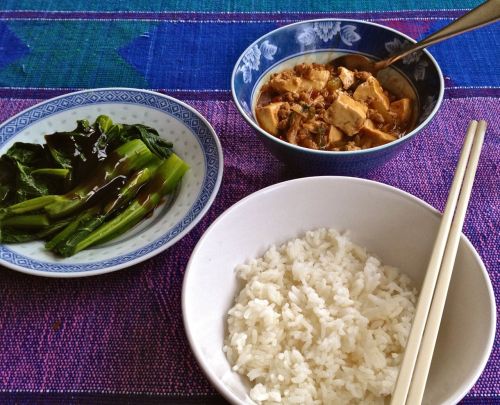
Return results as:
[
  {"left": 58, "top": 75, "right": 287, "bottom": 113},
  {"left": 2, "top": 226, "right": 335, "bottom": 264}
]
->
[
  {"left": 405, "top": 120, "right": 487, "bottom": 404},
  {"left": 390, "top": 120, "right": 487, "bottom": 405}
]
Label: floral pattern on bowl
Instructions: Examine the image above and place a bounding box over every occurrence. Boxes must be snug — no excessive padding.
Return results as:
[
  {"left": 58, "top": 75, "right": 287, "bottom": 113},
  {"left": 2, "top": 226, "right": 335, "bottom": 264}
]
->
[
  {"left": 385, "top": 38, "right": 429, "bottom": 81},
  {"left": 297, "top": 21, "right": 362, "bottom": 46},
  {"left": 232, "top": 19, "right": 442, "bottom": 132},
  {"left": 231, "top": 19, "right": 444, "bottom": 174},
  {"left": 238, "top": 40, "right": 278, "bottom": 84}
]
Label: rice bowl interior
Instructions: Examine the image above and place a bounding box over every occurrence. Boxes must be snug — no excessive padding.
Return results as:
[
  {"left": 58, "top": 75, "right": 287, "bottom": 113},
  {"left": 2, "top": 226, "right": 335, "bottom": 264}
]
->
[
  {"left": 182, "top": 177, "right": 495, "bottom": 405},
  {"left": 224, "top": 228, "right": 418, "bottom": 404}
]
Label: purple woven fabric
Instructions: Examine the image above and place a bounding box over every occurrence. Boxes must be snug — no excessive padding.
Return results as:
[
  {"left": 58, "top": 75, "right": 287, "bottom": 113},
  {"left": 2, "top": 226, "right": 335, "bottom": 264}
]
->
[{"left": 0, "top": 96, "right": 498, "bottom": 401}]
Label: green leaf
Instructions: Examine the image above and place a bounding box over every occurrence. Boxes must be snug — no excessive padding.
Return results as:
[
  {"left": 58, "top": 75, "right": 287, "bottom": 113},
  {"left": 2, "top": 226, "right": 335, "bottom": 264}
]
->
[
  {"left": 76, "top": 119, "right": 91, "bottom": 132},
  {"left": 135, "top": 125, "right": 173, "bottom": 159},
  {"left": 6, "top": 142, "right": 51, "bottom": 167},
  {"left": 94, "top": 115, "right": 114, "bottom": 133},
  {"left": 105, "top": 123, "right": 173, "bottom": 159},
  {"left": 44, "top": 120, "right": 107, "bottom": 186},
  {"left": 0, "top": 156, "right": 17, "bottom": 207},
  {"left": 15, "top": 160, "right": 51, "bottom": 201}
]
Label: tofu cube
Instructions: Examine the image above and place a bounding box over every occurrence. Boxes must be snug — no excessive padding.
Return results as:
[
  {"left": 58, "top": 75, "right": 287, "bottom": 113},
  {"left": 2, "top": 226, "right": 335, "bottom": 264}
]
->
[
  {"left": 306, "top": 68, "right": 330, "bottom": 85},
  {"left": 255, "top": 102, "right": 283, "bottom": 135},
  {"left": 338, "top": 67, "right": 355, "bottom": 89},
  {"left": 269, "top": 75, "right": 302, "bottom": 93},
  {"left": 390, "top": 98, "right": 413, "bottom": 126},
  {"left": 359, "top": 119, "right": 397, "bottom": 145},
  {"left": 300, "top": 68, "right": 330, "bottom": 91},
  {"left": 353, "top": 76, "right": 390, "bottom": 114},
  {"left": 328, "top": 125, "right": 344, "bottom": 144},
  {"left": 363, "top": 118, "right": 375, "bottom": 129},
  {"left": 324, "top": 92, "right": 367, "bottom": 136}
]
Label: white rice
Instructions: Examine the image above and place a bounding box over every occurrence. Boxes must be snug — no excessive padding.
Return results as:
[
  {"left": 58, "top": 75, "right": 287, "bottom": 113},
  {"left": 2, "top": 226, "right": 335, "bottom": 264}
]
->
[{"left": 223, "top": 228, "right": 418, "bottom": 405}]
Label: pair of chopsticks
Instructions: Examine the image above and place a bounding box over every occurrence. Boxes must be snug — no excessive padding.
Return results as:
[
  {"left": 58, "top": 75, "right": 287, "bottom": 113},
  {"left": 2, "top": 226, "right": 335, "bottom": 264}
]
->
[{"left": 390, "top": 120, "right": 488, "bottom": 405}]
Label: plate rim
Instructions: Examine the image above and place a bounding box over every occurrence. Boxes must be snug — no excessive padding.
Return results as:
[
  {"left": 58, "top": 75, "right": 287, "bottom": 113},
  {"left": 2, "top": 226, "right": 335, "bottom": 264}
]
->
[
  {"left": 0, "top": 87, "right": 224, "bottom": 278},
  {"left": 182, "top": 176, "right": 496, "bottom": 405}
]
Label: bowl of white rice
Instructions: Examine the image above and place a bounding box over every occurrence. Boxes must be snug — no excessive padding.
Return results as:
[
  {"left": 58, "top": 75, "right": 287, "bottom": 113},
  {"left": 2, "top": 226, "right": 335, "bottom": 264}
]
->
[{"left": 182, "top": 177, "right": 495, "bottom": 405}]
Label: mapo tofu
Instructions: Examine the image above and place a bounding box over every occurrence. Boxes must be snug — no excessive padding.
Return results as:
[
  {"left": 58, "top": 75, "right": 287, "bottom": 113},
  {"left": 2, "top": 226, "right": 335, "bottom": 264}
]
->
[{"left": 255, "top": 63, "right": 414, "bottom": 151}]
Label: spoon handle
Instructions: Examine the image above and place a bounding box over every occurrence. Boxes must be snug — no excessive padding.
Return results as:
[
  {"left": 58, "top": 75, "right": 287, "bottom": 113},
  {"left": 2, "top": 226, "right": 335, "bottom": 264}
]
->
[{"left": 386, "top": 0, "right": 500, "bottom": 66}]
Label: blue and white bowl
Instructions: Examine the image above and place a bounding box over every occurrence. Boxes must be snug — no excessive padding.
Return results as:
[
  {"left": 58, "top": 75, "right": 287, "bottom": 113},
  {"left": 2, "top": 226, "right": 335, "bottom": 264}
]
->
[
  {"left": 231, "top": 19, "right": 444, "bottom": 174},
  {"left": 0, "top": 88, "right": 223, "bottom": 277}
]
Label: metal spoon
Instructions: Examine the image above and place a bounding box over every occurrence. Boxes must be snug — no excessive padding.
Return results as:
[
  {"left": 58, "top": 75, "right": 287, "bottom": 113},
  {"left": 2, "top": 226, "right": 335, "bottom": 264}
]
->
[{"left": 331, "top": 0, "right": 500, "bottom": 73}]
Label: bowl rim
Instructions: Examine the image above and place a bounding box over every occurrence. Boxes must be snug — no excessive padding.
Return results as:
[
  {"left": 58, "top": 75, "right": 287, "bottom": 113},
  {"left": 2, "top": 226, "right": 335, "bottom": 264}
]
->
[
  {"left": 231, "top": 18, "right": 445, "bottom": 156},
  {"left": 0, "top": 87, "right": 224, "bottom": 278},
  {"left": 182, "top": 176, "right": 496, "bottom": 405}
]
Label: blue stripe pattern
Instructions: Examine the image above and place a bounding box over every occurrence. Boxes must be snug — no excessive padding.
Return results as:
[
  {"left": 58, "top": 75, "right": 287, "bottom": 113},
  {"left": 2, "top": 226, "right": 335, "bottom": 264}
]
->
[{"left": 0, "top": 18, "right": 498, "bottom": 91}]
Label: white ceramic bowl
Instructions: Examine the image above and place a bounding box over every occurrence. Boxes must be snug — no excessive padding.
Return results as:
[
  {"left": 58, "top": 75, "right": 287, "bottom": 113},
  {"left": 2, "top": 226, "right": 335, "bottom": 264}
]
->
[{"left": 183, "top": 177, "right": 496, "bottom": 405}]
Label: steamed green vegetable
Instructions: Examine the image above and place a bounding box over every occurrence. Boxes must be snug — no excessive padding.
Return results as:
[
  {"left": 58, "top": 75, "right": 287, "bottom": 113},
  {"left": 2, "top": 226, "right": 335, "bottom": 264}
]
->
[
  {"left": 0, "top": 115, "right": 188, "bottom": 256},
  {"left": 0, "top": 142, "right": 66, "bottom": 207},
  {"left": 48, "top": 158, "right": 162, "bottom": 257},
  {"left": 70, "top": 153, "right": 188, "bottom": 255},
  {"left": 3, "top": 138, "right": 155, "bottom": 218},
  {"left": 44, "top": 138, "right": 156, "bottom": 218},
  {"left": 0, "top": 115, "right": 175, "bottom": 208},
  {"left": 0, "top": 218, "right": 70, "bottom": 244}
]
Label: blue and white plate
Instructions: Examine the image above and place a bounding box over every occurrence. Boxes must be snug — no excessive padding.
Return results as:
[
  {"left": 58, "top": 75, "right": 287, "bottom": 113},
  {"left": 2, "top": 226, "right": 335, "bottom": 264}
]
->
[{"left": 0, "top": 88, "right": 223, "bottom": 277}]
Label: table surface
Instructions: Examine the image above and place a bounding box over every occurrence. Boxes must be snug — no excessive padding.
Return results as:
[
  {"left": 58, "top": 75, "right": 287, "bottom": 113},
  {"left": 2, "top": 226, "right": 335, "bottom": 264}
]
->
[{"left": 0, "top": 0, "right": 498, "bottom": 404}]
